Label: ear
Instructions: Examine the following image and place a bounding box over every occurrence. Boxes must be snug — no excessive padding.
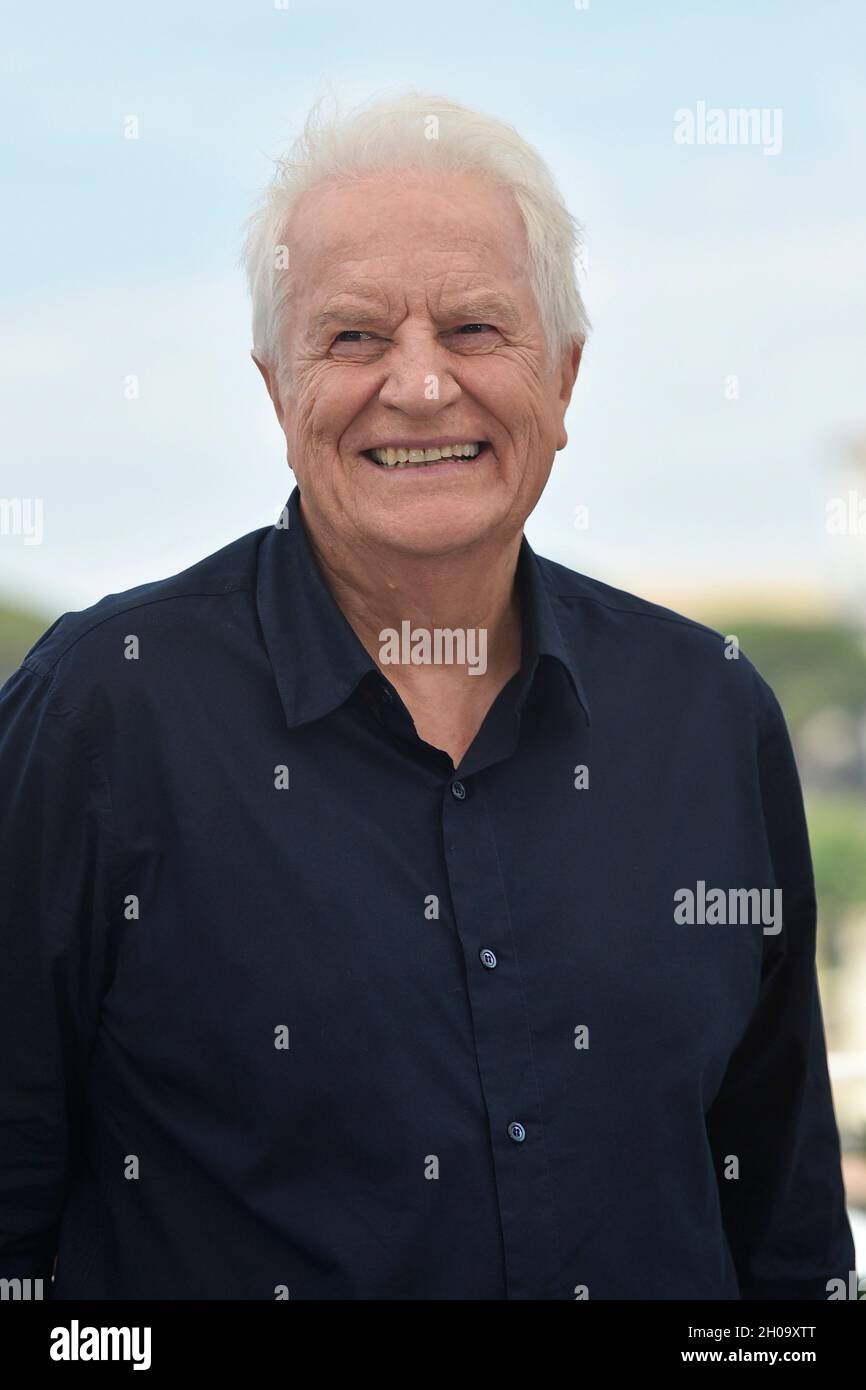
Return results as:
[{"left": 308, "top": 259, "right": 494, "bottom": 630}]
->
[
  {"left": 252, "top": 353, "right": 286, "bottom": 430},
  {"left": 555, "top": 340, "right": 583, "bottom": 451}
]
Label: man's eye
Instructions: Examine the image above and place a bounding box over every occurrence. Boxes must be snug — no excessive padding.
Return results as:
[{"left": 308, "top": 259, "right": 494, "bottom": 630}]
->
[
  {"left": 334, "top": 330, "right": 373, "bottom": 342},
  {"left": 454, "top": 323, "right": 494, "bottom": 334}
]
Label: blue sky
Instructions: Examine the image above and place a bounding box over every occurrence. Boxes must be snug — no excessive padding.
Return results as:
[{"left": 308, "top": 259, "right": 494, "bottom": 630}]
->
[{"left": 2, "top": 0, "right": 865, "bottom": 619}]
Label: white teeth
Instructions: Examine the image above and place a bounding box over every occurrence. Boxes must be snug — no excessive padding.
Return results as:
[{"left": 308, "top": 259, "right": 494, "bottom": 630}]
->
[{"left": 369, "top": 442, "right": 483, "bottom": 467}]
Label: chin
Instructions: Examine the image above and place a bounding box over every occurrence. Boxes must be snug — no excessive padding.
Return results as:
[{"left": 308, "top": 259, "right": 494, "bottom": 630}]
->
[{"left": 362, "top": 501, "right": 504, "bottom": 558}]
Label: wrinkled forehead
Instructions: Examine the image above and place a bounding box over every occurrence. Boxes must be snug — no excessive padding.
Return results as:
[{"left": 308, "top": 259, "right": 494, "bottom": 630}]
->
[{"left": 283, "top": 172, "right": 532, "bottom": 314}]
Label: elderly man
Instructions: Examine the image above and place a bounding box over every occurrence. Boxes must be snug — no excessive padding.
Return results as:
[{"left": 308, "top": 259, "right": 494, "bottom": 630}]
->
[{"left": 0, "top": 92, "right": 854, "bottom": 1301}]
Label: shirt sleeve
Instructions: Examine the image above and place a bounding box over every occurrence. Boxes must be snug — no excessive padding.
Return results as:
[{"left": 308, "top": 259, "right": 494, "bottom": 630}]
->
[
  {"left": 0, "top": 660, "right": 116, "bottom": 1279},
  {"left": 706, "top": 671, "right": 856, "bottom": 1299}
]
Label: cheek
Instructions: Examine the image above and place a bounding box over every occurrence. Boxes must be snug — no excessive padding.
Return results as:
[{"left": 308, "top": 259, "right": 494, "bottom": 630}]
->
[
  {"left": 299, "top": 370, "right": 372, "bottom": 450},
  {"left": 463, "top": 360, "right": 549, "bottom": 438}
]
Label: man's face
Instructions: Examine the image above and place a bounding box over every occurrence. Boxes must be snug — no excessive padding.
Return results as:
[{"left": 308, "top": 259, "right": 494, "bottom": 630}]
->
[{"left": 257, "top": 171, "right": 581, "bottom": 557}]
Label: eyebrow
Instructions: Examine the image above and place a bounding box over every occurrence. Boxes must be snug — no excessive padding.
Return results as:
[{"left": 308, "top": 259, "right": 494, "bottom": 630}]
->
[
  {"left": 439, "top": 292, "right": 520, "bottom": 328},
  {"left": 311, "top": 297, "right": 388, "bottom": 334},
  {"left": 310, "top": 290, "right": 521, "bottom": 335}
]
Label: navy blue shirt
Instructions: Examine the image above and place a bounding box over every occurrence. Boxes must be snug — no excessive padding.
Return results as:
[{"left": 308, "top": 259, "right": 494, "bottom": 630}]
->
[{"left": 0, "top": 485, "right": 854, "bottom": 1299}]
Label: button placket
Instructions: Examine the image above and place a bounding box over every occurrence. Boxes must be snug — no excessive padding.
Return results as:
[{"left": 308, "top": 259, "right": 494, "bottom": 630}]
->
[{"left": 440, "top": 772, "right": 561, "bottom": 1298}]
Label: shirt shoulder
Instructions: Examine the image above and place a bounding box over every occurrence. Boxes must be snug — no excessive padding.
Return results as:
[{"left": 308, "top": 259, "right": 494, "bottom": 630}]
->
[
  {"left": 534, "top": 552, "right": 779, "bottom": 727},
  {"left": 14, "top": 524, "right": 271, "bottom": 705},
  {"left": 538, "top": 551, "right": 725, "bottom": 637}
]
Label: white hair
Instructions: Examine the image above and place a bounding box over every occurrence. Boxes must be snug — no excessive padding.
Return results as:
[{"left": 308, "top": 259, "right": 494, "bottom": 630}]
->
[{"left": 240, "top": 89, "right": 590, "bottom": 387}]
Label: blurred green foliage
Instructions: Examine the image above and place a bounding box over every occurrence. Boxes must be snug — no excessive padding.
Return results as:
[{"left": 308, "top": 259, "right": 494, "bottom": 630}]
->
[{"left": 807, "top": 797, "right": 866, "bottom": 919}]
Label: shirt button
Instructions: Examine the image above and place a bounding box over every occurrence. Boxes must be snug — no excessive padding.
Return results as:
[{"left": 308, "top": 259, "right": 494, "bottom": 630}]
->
[
  {"left": 479, "top": 948, "right": 497, "bottom": 969},
  {"left": 507, "top": 1122, "right": 526, "bottom": 1143},
  {"left": 379, "top": 684, "right": 393, "bottom": 704},
  {"left": 451, "top": 780, "right": 467, "bottom": 800}
]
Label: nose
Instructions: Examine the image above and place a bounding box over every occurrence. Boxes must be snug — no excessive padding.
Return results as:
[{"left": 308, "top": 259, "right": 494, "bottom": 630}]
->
[{"left": 376, "top": 331, "right": 462, "bottom": 416}]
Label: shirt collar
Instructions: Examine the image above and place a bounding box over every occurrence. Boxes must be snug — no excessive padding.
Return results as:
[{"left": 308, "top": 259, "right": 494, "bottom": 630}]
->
[
  {"left": 514, "top": 527, "right": 592, "bottom": 725},
  {"left": 256, "top": 484, "right": 591, "bottom": 731}
]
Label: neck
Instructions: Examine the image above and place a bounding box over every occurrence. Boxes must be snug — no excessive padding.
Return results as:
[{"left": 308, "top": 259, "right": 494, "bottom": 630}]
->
[{"left": 299, "top": 500, "right": 524, "bottom": 692}]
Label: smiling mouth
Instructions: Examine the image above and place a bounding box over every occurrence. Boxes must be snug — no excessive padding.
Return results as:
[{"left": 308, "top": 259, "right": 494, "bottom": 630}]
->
[{"left": 362, "top": 441, "right": 489, "bottom": 468}]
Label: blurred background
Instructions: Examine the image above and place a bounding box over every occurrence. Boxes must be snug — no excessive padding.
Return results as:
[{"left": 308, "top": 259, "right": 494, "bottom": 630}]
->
[{"left": 1, "top": 0, "right": 864, "bottom": 1282}]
